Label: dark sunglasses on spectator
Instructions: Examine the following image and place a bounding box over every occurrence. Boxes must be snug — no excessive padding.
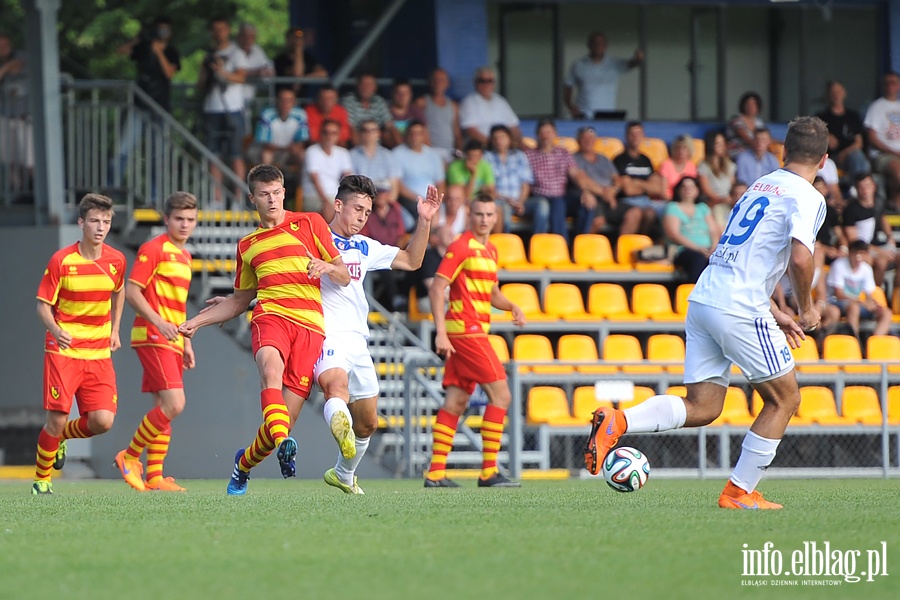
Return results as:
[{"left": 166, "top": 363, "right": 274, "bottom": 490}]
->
[
  {"left": 323, "top": 129, "right": 340, "bottom": 136},
  {"left": 361, "top": 127, "right": 379, "bottom": 132},
  {"left": 476, "top": 78, "right": 494, "bottom": 84}
]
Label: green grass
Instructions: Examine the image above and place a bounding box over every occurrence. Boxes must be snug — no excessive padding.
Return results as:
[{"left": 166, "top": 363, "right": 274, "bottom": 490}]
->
[{"left": 1, "top": 478, "right": 899, "bottom": 600}]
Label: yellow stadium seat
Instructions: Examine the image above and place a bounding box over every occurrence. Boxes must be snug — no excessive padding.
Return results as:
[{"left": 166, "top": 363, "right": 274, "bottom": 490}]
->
[
  {"left": 488, "top": 334, "right": 510, "bottom": 364},
  {"left": 408, "top": 288, "right": 432, "bottom": 322},
  {"left": 527, "top": 387, "right": 582, "bottom": 426},
  {"left": 889, "top": 387, "right": 900, "bottom": 425},
  {"left": 529, "top": 233, "right": 583, "bottom": 271},
  {"left": 557, "top": 136, "right": 579, "bottom": 153},
  {"left": 647, "top": 334, "right": 685, "bottom": 374},
  {"left": 870, "top": 287, "right": 889, "bottom": 307},
  {"left": 498, "top": 283, "right": 555, "bottom": 321},
  {"left": 867, "top": 335, "right": 900, "bottom": 374},
  {"left": 711, "top": 387, "right": 754, "bottom": 426},
  {"left": 514, "top": 334, "right": 571, "bottom": 375},
  {"left": 573, "top": 386, "right": 613, "bottom": 422},
  {"left": 522, "top": 136, "right": 537, "bottom": 149},
  {"left": 558, "top": 334, "right": 608, "bottom": 374},
  {"left": 543, "top": 283, "right": 594, "bottom": 321},
  {"left": 824, "top": 334, "right": 876, "bottom": 374},
  {"left": 666, "top": 385, "right": 687, "bottom": 398},
  {"left": 573, "top": 234, "right": 628, "bottom": 271},
  {"left": 769, "top": 142, "right": 785, "bottom": 166},
  {"left": 489, "top": 233, "right": 537, "bottom": 270},
  {"left": 639, "top": 137, "right": 669, "bottom": 170},
  {"left": 594, "top": 137, "right": 625, "bottom": 159},
  {"left": 675, "top": 283, "right": 694, "bottom": 316},
  {"left": 616, "top": 233, "right": 673, "bottom": 272},
  {"left": 691, "top": 137, "right": 705, "bottom": 164},
  {"left": 587, "top": 283, "right": 642, "bottom": 321},
  {"left": 632, "top": 283, "right": 682, "bottom": 322},
  {"left": 791, "top": 336, "right": 837, "bottom": 374},
  {"left": 603, "top": 334, "right": 660, "bottom": 374},
  {"left": 617, "top": 386, "right": 656, "bottom": 409},
  {"left": 798, "top": 386, "right": 849, "bottom": 425},
  {"left": 841, "top": 386, "right": 883, "bottom": 425}
]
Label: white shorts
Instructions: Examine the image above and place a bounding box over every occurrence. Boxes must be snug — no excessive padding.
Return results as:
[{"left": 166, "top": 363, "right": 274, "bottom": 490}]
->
[
  {"left": 684, "top": 302, "right": 794, "bottom": 386},
  {"left": 313, "top": 332, "right": 380, "bottom": 402}
]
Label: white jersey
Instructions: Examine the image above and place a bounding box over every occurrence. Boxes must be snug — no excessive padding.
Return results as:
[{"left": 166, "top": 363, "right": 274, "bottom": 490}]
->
[
  {"left": 690, "top": 168, "right": 826, "bottom": 317},
  {"left": 321, "top": 232, "right": 399, "bottom": 338}
]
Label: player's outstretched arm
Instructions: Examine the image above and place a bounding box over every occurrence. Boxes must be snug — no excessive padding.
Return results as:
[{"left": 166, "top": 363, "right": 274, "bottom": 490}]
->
[
  {"left": 490, "top": 283, "right": 526, "bottom": 327},
  {"left": 392, "top": 185, "right": 444, "bottom": 271},
  {"left": 125, "top": 281, "right": 179, "bottom": 342},
  {"left": 787, "top": 238, "right": 820, "bottom": 332},
  {"left": 179, "top": 289, "right": 255, "bottom": 338}
]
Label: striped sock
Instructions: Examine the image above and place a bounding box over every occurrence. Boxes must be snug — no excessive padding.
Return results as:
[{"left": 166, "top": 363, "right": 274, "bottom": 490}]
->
[
  {"left": 145, "top": 424, "right": 172, "bottom": 483},
  {"left": 239, "top": 423, "right": 276, "bottom": 472},
  {"left": 426, "top": 409, "right": 459, "bottom": 481},
  {"left": 125, "top": 406, "right": 170, "bottom": 460},
  {"left": 34, "top": 429, "right": 59, "bottom": 482},
  {"left": 260, "top": 388, "right": 290, "bottom": 447},
  {"left": 480, "top": 405, "right": 507, "bottom": 479},
  {"left": 61, "top": 416, "right": 93, "bottom": 440}
]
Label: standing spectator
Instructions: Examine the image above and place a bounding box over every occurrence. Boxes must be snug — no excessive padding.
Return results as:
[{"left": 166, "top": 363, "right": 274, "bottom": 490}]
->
[
  {"left": 485, "top": 124, "right": 548, "bottom": 234},
  {"left": 663, "top": 176, "right": 720, "bottom": 283},
  {"left": 273, "top": 27, "right": 328, "bottom": 93},
  {"left": 415, "top": 67, "right": 462, "bottom": 163},
  {"left": 864, "top": 72, "right": 900, "bottom": 212},
  {"left": 446, "top": 139, "right": 495, "bottom": 200},
  {"left": 726, "top": 91, "right": 765, "bottom": 158},
  {"left": 563, "top": 31, "right": 643, "bottom": 118},
  {"left": 304, "top": 119, "right": 353, "bottom": 221},
  {"left": 393, "top": 120, "right": 446, "bottom": 221},
  {"left": 613, "top": 121, "right": 667, "bottom": 237},
  {"left": 825, "top": 240, "right": 893, "bottom": 338},
  {"left": 736, "top": 128, "right": 780, "bottom": 186},
  {"left": 305, "top": 84, "right": 351, "bottom": 146},
  {"left": 842, "top": 173, "right": 900, "bottom": 289},
  {"left": 236, "top": 23, "right": 274, "bottom": 125},
  {"left": 247, "top": 88, "right": 308, "bottom": 177},
  {"left": 459, "top": 67, "right": 521, "bottom": 146},
  {"left": 384, "top": 79, "right": 423, "bottom": 148},
  {"left": 697, "top": 130, "right": 736, "bottom": 228},
  {"left": 197, "top": 17, "right": 248, "bottom": 207},
  {"left": 816, "top": 80, "right": 869, "bottom": 178},
  {"left": 361, "top": 181, "right": 408, "bottom": 310},
  {"left": 350, "top": 119, "right": 401, "bottom": 204},
  {"left": 0, "top": 33, "right": 32, "bottom": 193},
  {"left": 659, "top": 135, "right": 698, "bottom": 199},
  {"left": 342, "top": 73, "right": 393, "bottom": 142}
]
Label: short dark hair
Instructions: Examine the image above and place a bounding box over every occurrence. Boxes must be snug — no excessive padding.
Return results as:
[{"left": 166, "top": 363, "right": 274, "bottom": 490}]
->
[
  {"left": 320, "top": 118, "right": 340, "bottom": 135},
  {"left": 625, "top": 120, "right": 643, "bottom": 134},
  {"left": 672, "top": 176, "right": 699, "bottom": 201},
  {"left": 318, "top": 83, "right": 337, "bottom": 95},
  {"left": 163, "top": 191, "right": 198, "bottom": 216},
  {"left": 357, "top": 118, "right": 379, "bottom": 132},
  {"left": 813, "top": 176, "right": 826, "bottom": 186},
  {"left": 336, "top": 175, "right": 377, "bottom": 205},
  {"left": 489, "top": 124, "right": 511, "bottom": 138},
  {"left": 463, "top": 139, "right": 484, "bottom": 154},
  {"left": 471, "top": 191, "right": 495, "bottom": 206},
  {"left": 739, "top": 91, "right": 763, "bottom": 114},
  {"left": 78, "top": 193, "right": 115, "bottom": 220},
  {"left": 848, "top": 239, "right": 869, "bottom": 253},
  {"left": 782, "top": 116, "right": 828, "bottom": 166},
  {"left": 535, "top": 118, "right": 556, "bottom": 135},
  {"left": 407, "top": 119, "right": 425, "bottom": 132},
  {"left": 392, "top": 78, "right": 411, "bottom": 89},
  {"left": 247, "top": 164, "right": 284, "bottom": 193},
  {"left": 208, "top": 16, "right": 229, "bottom": 29},
  {"left": 754, "top": 127, "right": 770, "bottom": 137}
]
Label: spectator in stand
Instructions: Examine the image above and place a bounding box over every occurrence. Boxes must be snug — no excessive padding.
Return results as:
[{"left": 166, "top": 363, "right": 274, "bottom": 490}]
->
[
  {"left": 236, "top": 22, "right": 274, "bottom": 125},
  {"left": 1, "top": 33, "right": 32, "bottom": 192},
  {"left": 384, "top": 79, "right": 423, "bottom": 148},
  {"left": 273, "top": 26, "right": 327, "bottom": 93},
  {"left": 350, "top": 119, "right": 401, "bottom": 203},
  {"left": 726, "top": 91, "right": 765, "bottom": 159},
  {"left": 816, "top": 156, "right": 843, "bottom": 204},
  {"left": 663, "top": 176, "right": 719, "bottom": 283},
  {"left": 247, "top": 88, "right": 308, "bottom": 175},
  {"left": 446, "top": 139, "right": 495, "bottom": 199},
  {"left": 361, "top": 181, "right": 408, "bottom": 310},
  {"left": 393, "top": 120, "right": 446, "bottom": 223},
  {"left": 697, "top": 130, "right": 736, "bottom": 228},
  {"left": 415, "top": 67, "right": 462, "bottom": 163},
  {"left": 563, "top": 31, "right": 643, "bottom": 118},
  {"left": 411, "top": 225, "right": 454, "bottom": 315},
  {"left": 825, "top": 239, "right": 893, "bottom": 338},
  {"left": 343, "top": 73, "right": 394, "bottom": 143},
  {"left": 816, "top": 80, "right": 869, "bottom": 178},
  {"left": 437, "top": 184, "right": 468, "bottom": 237},
  {"left": 864, "top": 72, "right": 900, "bottom": 212},
  {"left": 459, "top": 66, "right": 521, "bottom": 146},
  {"left": 659, "top": 135, "right": 698, "bottom": 199},
  {"left": 736, "top": 127, "right": 780, "bottom": 186},
  {"left": 305, "top": 84, "right": 351, "bottom": 147},
  {"left": 486, "top": 124, "right": 548, "bottom": 234},
  {"left": 303, "top": 119, "right": 353, "bottom": 221},
  {"left": 842, "top": 173, "right": 900, "bottom": 289},
  {"left": 811, "top": 175, "right": 848, "bottom": 305},
  {"left": 613, "top": 121, "right": 667, "bottom": 237}
]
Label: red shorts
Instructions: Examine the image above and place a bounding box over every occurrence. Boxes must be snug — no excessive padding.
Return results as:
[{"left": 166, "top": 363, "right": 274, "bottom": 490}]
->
[
  {"left": 443, "top": 334, "right": 507, "bottom": 394},
  {"left": 135, "top": 346, "right": 184, "bottom": 393},
  {"left": 43, "top": 353, "right": 118, "bottom": 415},
  {"left": 251, "top": 313, "right": 324, "bottom": 398}
]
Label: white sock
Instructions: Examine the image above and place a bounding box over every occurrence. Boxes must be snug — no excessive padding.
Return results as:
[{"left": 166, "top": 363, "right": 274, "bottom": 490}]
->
[
  {"left": 622, "top": 395, "right": 687, "bottom": 433},
  {"left": 730, "top": 431, "right": 780, "bottom": 493},
  {"left": 323, "top": 397, "right": 352, "bottom": 428},
  {"left": 334, "top": 436, "right": 370, "bottom": 484}
]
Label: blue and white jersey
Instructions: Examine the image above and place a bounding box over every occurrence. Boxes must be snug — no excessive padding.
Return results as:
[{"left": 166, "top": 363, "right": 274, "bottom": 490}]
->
[
  {"left": 690, "top": 168, "right": 826, "bottom": 317},
  {"left": 321, "top": 232, "right": 398, "bottom": 338}
]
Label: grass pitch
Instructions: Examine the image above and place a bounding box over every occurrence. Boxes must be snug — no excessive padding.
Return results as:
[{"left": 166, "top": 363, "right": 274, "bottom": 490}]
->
[{"left": 1, "top": 478, "right": 898, "bottom": 600}]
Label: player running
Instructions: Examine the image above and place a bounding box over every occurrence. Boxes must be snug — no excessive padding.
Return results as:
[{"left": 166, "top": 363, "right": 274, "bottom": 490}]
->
[{"left": 585, "top": 116, "right": 828, "bottom": 509}]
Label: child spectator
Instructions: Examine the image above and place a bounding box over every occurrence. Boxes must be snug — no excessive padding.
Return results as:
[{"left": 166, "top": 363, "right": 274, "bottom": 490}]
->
[{"left": 825, "top": 240, "right": 893, "bottom": 338}]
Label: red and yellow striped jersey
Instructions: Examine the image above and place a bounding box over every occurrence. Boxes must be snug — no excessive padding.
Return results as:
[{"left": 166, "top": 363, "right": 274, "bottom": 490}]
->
[
  {"left": 37, "top": 242, "right": 127, "bottom": 360},
  {"left": 234, "top": 211, "right": 340, "bottom": 336},
  {"left": 435, "top": 231, "right": 498, "bottom": 336},
  {"left": 128, "top": 234, "right": 193, "bottom": 354}
]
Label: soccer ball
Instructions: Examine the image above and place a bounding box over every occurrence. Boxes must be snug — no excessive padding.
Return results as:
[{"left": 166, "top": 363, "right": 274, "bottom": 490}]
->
[{"left": 602, "top": 447, "right": 650, "bottom": 492}]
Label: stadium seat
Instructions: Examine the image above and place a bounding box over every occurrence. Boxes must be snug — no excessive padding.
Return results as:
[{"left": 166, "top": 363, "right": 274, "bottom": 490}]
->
[
  {"left": 647, "top": 334, "right": 685, "bottom": 374},
  {"left": 488, "top": 334, "right": 510, "bottom": 363},
  {"left": 594, "top": 137, "right": 624, "bottom": 159},
  {"left": 639, "top": 137, "right": 669, "bottom": 169},
  {"left": 529, "top": 233, "right": 583, "bottom": 270},
  {"left": 558, "top": 334, "right": 608, "bottom": 374},
  {"left": 798, "top": 386, "right": 849, "bottom": 425},
  {"left": 823, "top": 334, "right": 876, "bottom": 374},
  {"left": 408, "top": 288, "right": 432, "bottom": 322},
  {"left": 527, "top": 387, "right": 582, "bottom": 426},
  {"left": 573, "top": 234, "right": 628, "bottom": 271},
  {"left": 888, "top": 387, "right": 900, "bottom": 425},
  {"left": 617, "top": 386, "right": 656, "bottom": 409},
  {"left": 603, "top": 334, "right": 660, "bottom": 374},
  {"left": 498, "top": 283, "right": 555, "bottom": 321},
  {"left": 557, "top": 136, "right": 579, "bottom": 153},
  {"left": 711, "top": 387, "right": 754, "bottom": 426},
  {"left": 587, "top": 283, "right": 642, "bottom": 321},
  {"left": 769, "top": 142, "right": 785, "bottom": 166},
  {"left": 841, "top": 386, "right": 883, "bottom": 425},
  {"left": 631, "top": 283, "right": 682, "bottom": 321},
  {"left": 514, "top": 334, "right": 571, "bottom": 374},
  {"left": 522, "top": 136, "right": 537, "bottom": 149},
  {"left": 675, "top": 283, "right": 694, "bottom": 316},
  {"left": 893, "top": 288, "right": 900, "bottom": 320},
  {"left": 866, "top": 335, "right": 900, "bottom": 374},
  {"left": 691, "top": 137, "right": 705, "bottom": 164},
  {"left": 573, "top": 386, "right": 613, "bottom": 422},
  {"left": 666, "top": 385, "right": 687, "bottom": 398},
  {"left": 543, "top": 283, "right": 594, "bottom": 321},
  {"left": 616, "top": 234, "right": 674, "bottom": 272},
  {"left": 490, "top": 233, "right": 538, "bottom": 270},
  {"left": 791, "top": 336, "right": 837, "bottom": 374}
]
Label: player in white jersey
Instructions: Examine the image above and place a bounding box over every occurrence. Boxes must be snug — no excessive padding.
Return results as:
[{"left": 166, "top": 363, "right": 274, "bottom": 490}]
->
[
  {"left": 316, "top": 175, "right": 443, "bottom": 494},
  {"left": 585, "top": 116, "right": 829, "bottom": 509}
]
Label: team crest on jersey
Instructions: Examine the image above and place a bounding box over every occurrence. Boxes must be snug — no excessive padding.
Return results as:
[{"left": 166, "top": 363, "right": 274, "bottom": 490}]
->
[
  {"left": 169, "top": 254, "right": 176, "bottom": 260},
  {"left": 446, "top": 251, "right": 454, "bottom": 259},
  {"left": 290, "top": 222, "right": 300, "bottom": 231},
  {"left": 50, "top": 386, "right": 59, "bottom": 399},
  {"left": 138, "top": 254, "right": 149, "bottom": 262},
  {"left": 109, "top": 264, "right": 117, "bottom": 275},
  {"left": 347, "top": 262, "right": 362, "bottom": 281}
]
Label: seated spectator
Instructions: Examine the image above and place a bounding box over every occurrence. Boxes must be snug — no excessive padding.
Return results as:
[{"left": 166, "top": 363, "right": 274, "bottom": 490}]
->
[
  {"left": 816, "top": 80, "right": 870, "bottom": 178},
  {"left": 392, "top": 120, "right": 446, "bottom": 223},
  {"left": 247, "top": 88, "right": 308, "bottom": 175},
  {"left": 236, "top": 22, "right": 274, "bottom": 124},
  {"left": 446, "top": 139, "right": 495, "bottom": 199},
  {"left": 415, "top": 67, "right": 462, "bottom": 163},
  {"left": 736, "top": 127, "right": 780, "bottom": 185},
  {"left": 726, "top": 91, "right": 765, "bottom": 158},
  {"left": 842, "top": 173, "right": 900, "bottom": 289},
  {"left": 864, "top": 72, "right": 900, "bottom": 212},
  {"left": 384, "top": 79, "right": 424, "bottom": 148},
  {"left": 811, "top": 175, "right": 848, "bottom": 310},
  {"left": 343, "top": 72, "right": 394, "bottom": 142},
  {"left": 816, "top": 156, "right": 843, "bottom": 204},
  {"left": 410, "top": 224, "right": 454, "bottom": 315},
  {"left": 361, "top": 181, "right": 408, "bottom": 310},
  {"left": 613, "top": 121, "right": 667, "bottom": 237},
  {"left": 658, "top": 135, "right": 698, "bottom": 199},
  {"left": 825, "top": 239, "right": 893, "bottom": 338},
  {"left": 437, "top": 184, "right": 468, "bottom": 237},
  {"left": 273, "top": 27, "right": 327, "bottom": 93},
  {"left": 697, "top": 130, "right": 736, "bottom": 228},
  {"left": 459, "top": 66, "right": 521, "bottom": 146},
  {"left": 305, "top": 84, "right": 351, "bottom": 146},
  {"left": 303, "top": 119, "right": 353, "bottom": 221},
  {"left": 485, "top": 124, "right": 548, "bottom": 234},
  {"left": 350, "top": 119, "right": 401, "bottom": 202},
  {"left": 663, "top": 177, "right": 719, "bottom": 283}
]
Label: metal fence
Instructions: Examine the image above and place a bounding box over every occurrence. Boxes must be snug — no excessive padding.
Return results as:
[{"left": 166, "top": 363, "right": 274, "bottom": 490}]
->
[{"left": 0, "top": 69, "right": 33, "bottom": 207}]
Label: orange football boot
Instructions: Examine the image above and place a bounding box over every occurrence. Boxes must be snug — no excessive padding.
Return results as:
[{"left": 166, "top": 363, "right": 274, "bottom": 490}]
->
[
  {"left": 718, "top": 480, "right": 783, "bottom": 510},
  {"left": 584, "top": 408, "right": 626, "bottom": 475},
  {"left": 114, "top": 450, "right": 147, "bottom": 492},
  {"left": 146, "top": 476, "right": 186, "bottom": 492}
]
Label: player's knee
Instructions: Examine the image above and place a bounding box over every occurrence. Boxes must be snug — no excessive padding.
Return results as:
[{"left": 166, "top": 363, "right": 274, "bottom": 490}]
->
[
  {"left": 88, "top": 412, "right": 115, "bottom": 434},
  {"left": 259, "top": 365, "right": 283, "bottom": 386},
  {"left": 355, "top": 419, "right": 378, "bottom": 438},
  {"left": 683, "top": 397, "right": 718, "bottom": 426}
]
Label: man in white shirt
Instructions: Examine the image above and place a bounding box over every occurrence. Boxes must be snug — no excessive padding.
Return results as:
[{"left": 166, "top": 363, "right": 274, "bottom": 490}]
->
[
  {"left": 864, "top": 71, "right": 900, "bottom": 211},
  {"left": 315, "top": 176, "right": 443, "bottom": 494},
  {"left": 585, "top": 116, "right": 829, "bottom": 510},
  {"left": 236, "top": 23, "right": 274, "bottom": 125},
  {"left": 303, "top": 119, "right": 353, "bottom": 221},
  {"left": 459, "top": 67, "right": 521, "bottom": 146},
  {"left": 563, "top": 31, "right": 643, "bottom": 118},
  {"left": 825, "top": 239, "right": 893, "bottom": 337}
]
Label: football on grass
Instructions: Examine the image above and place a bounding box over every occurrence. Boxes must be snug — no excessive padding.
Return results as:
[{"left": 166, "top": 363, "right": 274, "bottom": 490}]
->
[{"left": 602, "top": 447, "right": 650, "bottom": 492}]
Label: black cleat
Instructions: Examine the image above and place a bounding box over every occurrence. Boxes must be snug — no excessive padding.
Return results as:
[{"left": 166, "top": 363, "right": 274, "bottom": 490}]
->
[
  {"left": 424, "top": 477, "right": 461, "bottom": 488},
  {"left": 477, "top": 472, "right": 521, "bottom": 488}
]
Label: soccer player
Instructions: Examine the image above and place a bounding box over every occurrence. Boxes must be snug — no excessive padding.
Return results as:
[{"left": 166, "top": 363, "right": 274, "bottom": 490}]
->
[
  {"left": 179, "top": 164, "right": 350, "bottom": 495},
  {"left": 424, "top": 192, "right": 526, "bottom": 488},
  {"left": 33, "top": 193, "right": 126, "bottom": 495},
  {"left": 115, "top": 192, "right": 198, "bottom": 492},
  {"left": 584, "top": 116, "right": 828, "bottom": 509},
  {"left": 316, "top": 175, "right": 443, "bottom": 495}
]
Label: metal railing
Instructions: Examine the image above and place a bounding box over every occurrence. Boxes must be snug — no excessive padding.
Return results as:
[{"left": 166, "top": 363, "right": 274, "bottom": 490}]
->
[{"left": 0, "top": 73, "right": 34, "bottom": 207}]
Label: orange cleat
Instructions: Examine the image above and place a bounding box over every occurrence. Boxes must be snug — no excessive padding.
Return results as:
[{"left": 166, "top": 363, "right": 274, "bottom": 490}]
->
[
  {"left": 114, "top": 450, "right": 147, "bottom": 492},
  {"left": 584, "top": 408, "right": 626, "bottom": 475},
  {"left": 146, "top": 476, "right": 186, "bottom": 492},
  {"left": 718, "top": 480, "right": 783, "bottom": 510}
]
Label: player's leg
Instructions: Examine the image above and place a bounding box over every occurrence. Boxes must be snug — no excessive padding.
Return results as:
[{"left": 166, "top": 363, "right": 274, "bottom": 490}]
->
[
  {"left": 33, "top": 410, "right": 66, "bottom": 495},
  {"left": 255, "top": 346, "right": 292, "bottom": 449},
  {"left": 477, "top": 379, "right": 520, "bottom": 487},
  {"left": 144, "top": 389, "right": 186, "bottom": 491},
  {"left": 424, "top": 354, "right": 470, "bottom": 489},
  {"left": 325, "top": 395, "right": 376, "bottom": 494},
  {"left": 315, "top": 340, "right": 357, "bottom": 461}
]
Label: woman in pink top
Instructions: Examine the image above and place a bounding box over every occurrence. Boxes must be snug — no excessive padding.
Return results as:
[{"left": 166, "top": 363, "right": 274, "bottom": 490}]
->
[{"left": 658, "top": 135, "right": 698, "bottom": 200}]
